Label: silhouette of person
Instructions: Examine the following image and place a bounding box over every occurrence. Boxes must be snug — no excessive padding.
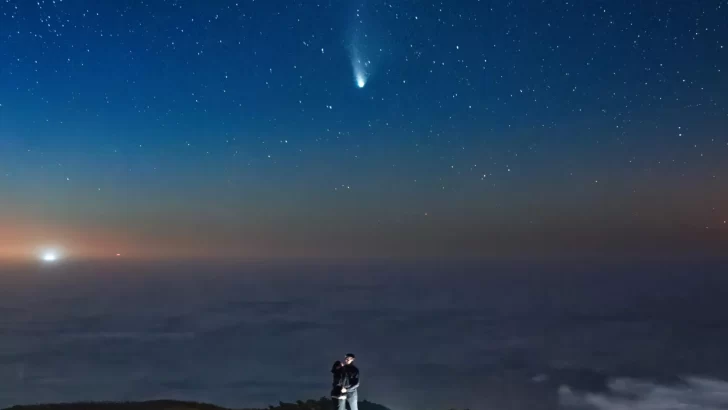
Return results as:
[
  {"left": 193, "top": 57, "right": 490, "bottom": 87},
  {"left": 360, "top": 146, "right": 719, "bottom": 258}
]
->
[
  {"left": 337, "top": 353, "right": 359, "bottom": 410},
  {"left": 331, "top": 360, "right": 346, "bottom": 401}
]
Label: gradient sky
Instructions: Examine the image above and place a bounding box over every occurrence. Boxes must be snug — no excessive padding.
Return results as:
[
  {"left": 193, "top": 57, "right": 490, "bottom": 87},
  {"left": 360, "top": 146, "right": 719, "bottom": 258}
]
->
[{"left": 1, "top": 0, "right": 727, "bottom": 262}]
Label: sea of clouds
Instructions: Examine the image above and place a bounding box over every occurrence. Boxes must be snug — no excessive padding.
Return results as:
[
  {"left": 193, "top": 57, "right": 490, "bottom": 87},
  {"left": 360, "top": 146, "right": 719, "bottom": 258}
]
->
[
  {"left": 560, "top": 377, "right": 728, "bottom": 409},
  {"left": 0, "top": 261, "right": 726, "bottom": 409}
]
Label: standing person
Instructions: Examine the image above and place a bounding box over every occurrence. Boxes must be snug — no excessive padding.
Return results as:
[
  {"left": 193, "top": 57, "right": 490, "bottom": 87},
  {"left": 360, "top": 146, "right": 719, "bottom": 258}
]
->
[
  {"left": 338, "top": 353, "right": 359, "bottom": 410},
  {"left": 331, "top": 360, "right": 346, "bottom": 402}
]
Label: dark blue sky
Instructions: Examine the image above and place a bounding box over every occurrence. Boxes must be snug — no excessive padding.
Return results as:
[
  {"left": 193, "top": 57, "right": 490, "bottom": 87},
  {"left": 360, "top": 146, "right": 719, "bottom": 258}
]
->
[{"left": 1, "top": 0, "right": 726, "bottom": 261}]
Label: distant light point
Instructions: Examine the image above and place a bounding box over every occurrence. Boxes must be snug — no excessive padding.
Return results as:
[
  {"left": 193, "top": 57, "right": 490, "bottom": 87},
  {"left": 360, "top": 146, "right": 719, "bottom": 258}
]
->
[{"left": 41, "top": 252, "right": 58, "bottom": 262}]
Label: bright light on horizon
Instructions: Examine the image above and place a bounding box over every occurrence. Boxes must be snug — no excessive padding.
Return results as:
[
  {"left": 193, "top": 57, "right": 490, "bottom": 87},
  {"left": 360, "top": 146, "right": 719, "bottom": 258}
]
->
[{"left": 37, "top": 247, "right": 64, "bottom": 263}]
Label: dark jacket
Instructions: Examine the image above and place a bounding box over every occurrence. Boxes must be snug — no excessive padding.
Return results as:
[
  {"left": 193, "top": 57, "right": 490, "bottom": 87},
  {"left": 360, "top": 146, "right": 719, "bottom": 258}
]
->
[
  {"left": 331, "top": 361, "right": 346, "bottom": 397},
  {"left": 341, "top": 364, "right": 360, "bottom": 391}
]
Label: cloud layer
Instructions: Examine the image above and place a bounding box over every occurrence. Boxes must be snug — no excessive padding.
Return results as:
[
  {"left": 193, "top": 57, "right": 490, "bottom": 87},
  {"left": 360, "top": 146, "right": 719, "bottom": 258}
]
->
[{"left": 1, "top": 261, "right": 727, "bottom": 409}]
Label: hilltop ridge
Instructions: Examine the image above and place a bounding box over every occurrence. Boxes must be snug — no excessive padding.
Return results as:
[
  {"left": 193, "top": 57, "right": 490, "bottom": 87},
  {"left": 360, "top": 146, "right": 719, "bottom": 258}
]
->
[{"left": 2, "top": 397, "right": 398, "bottom": 410}]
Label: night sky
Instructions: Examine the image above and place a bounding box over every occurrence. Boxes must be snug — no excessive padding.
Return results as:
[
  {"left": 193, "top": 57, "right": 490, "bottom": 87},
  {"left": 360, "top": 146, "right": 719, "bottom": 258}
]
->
[{"left": 1, "top": 0, "right": 727, "bottom": 262}]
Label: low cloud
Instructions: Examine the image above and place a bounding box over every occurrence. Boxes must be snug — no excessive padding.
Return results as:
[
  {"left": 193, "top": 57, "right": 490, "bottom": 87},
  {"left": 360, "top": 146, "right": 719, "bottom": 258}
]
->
[{"left": 560, "top": 377, "right": 728, "bottom": 410}]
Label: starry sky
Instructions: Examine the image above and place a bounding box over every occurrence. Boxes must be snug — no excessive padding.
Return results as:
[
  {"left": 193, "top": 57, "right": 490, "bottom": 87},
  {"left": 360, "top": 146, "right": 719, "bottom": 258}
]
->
[{"left": 1, "top": 0, "right": 727, "bottom": 262}]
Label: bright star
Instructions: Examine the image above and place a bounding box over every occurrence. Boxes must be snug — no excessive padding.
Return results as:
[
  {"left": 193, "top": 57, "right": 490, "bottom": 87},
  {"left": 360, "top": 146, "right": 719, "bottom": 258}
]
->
[
  {"left": 37, "top": 247, "right": 64, "bottom": 263},
  {"left": 42, "top": 252, "right": 58, "bottom": 262}
]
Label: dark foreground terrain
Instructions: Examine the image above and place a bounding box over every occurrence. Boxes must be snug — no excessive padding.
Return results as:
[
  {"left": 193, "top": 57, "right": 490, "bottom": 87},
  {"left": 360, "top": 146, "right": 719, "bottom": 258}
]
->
[{"left": 2, "top": 398, "right": 410, "bottom": 410}]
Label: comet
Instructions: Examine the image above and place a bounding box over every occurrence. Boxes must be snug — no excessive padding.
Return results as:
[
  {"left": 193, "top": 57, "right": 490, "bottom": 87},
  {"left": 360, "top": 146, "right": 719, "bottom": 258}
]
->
[
  {"left": 347, "top": 2, "right": 384, "bottom": 89},
  {"left": 356, "top": 71, "right": 367, "bottom": 88},
  {"left": 351, "top": 46, "right": 370, "bottom": 89}
]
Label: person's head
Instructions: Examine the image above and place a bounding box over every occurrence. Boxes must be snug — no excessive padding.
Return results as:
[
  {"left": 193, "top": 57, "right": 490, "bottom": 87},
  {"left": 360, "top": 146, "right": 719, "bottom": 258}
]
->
[{"left": 344, "top": 353, "right": 356, "bottom": 365}]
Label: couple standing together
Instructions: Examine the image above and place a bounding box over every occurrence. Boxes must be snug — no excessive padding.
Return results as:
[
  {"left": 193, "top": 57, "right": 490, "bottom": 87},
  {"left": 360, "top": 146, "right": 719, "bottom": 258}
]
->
[{"left": 330, "top": 353, "right": 360, "bottom": 410}]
